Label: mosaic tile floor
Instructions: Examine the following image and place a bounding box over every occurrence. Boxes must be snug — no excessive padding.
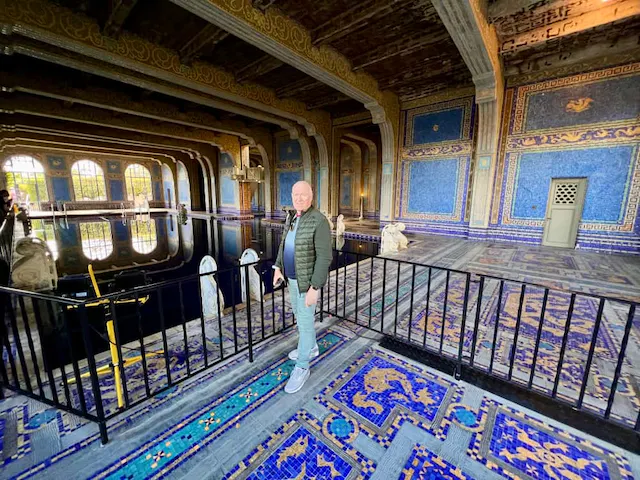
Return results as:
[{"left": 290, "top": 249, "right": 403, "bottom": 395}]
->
[{"left": 1, "top": 233, "right": 639, "bottom": 479}]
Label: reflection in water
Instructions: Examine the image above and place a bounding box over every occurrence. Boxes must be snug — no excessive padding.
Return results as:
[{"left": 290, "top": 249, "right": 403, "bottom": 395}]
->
[
  {"left": 31, "top": 219, "right": 59, "bottom": 260},
  {"left": 131, "top": 219, "right": 157, "bottom": 254},
  {"left": 80, "top": 221, "right": 113, "bottom": 260},
  {"left": 180, "top": 218, "right": 194, "bottom": 263}
]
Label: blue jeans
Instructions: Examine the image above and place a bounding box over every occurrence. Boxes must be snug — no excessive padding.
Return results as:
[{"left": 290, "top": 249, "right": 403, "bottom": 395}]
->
[{"left": 287, "top": 278, "right": 317, "bottom": 369}]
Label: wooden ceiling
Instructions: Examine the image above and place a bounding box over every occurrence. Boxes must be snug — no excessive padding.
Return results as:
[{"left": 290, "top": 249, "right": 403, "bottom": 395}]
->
[
  {"left": 46, "top": 0, "right": 471, "bottom": 119},
  {"left": 21, "top": 0, "right": 639, "bottom": 127},
  {"left": 488, "top": 0, "right": 640, "bottom": 75}
]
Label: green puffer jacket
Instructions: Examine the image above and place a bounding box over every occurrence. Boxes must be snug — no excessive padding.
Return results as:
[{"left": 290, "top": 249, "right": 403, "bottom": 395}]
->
[{"left": 275, "top": 206, "right": 332, "bottom": 293}]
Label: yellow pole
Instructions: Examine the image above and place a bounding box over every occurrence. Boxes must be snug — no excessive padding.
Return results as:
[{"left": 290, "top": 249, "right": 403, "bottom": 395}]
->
[{"left": 88, "top": 265, "right": 125, "bottom": 409}]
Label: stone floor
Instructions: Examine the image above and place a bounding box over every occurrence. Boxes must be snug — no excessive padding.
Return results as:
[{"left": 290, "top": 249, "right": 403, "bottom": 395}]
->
[{"left": 1, "top": 231, "right": 640, "bottom": 479}]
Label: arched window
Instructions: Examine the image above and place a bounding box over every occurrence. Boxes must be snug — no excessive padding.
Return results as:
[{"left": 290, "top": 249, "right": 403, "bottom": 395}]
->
[
  {"left": 3, "top": 155, "right": 49, "bottom": 210},
  {"left": 71, "top": 160, "right": 107, "bottom": 201},
  {"left": 131, "top": 220, "right": 157, "bottom": 254},
  {"left": 79, "top": 221, "right": 113, "bottom": 260},
  {"left": 124, "top": 164, "right": 153, "bottom": 201}
]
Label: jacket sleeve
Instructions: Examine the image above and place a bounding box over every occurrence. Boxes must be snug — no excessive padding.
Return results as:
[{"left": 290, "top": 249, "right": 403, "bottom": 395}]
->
[
  {"left": 274, "top": 212, "right": 290, "bottom": 270},
  {"left": 274, "top": 224, "right": 286, "bottom": 270},
  {"left": 310, "top": 216, "right": 333, "bottom": 288}
]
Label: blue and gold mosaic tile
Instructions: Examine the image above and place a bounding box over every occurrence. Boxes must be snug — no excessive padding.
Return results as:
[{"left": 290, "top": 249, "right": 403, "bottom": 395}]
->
[
  {"left": 400, "top": 444, "right": 474, "bottom": 480},
  {"left": 468, "top": 398, "right": 635, "bottom": 480},
  {"left": 437, "top": 387, "right": 487, "bottom": 440},
  {"left": 316, "top": 349, "right": 456, "bottom": 447},
  {"left": 224, "top": 410, "right": 376, "bottom": 480},
  {"left": 91, "top": 332, "right": 345, "bottom": 480}
]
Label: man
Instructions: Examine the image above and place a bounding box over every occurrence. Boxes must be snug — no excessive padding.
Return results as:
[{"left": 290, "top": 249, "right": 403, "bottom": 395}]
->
[{"left": 273, "top": 181, "right": 332, "bottom": 393}]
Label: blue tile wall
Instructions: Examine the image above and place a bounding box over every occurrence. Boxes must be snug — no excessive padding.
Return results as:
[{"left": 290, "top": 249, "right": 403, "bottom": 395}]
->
[
  {"left": 524, "top": 75, "right": 640, "bottom": 132},
  {"left": 109, "top": 180, "right": 124, "bottom": 202},
  {"left": 51, "top": 177, "right": 71, "bottom": 201},
  {"left": 153, "top": 181, "right": 161, "bottom": 201},
  {"left": 114, "top": 221, "right": 129, "bottom": 242},
  {"left": 47, "top": 156, "right": 66, "bottom": 170},
  {"left": 341, "top": 175, "right": 352, "bottom": 207},
  {"left": 59, "top": 223, "right": 78, "bottom": 247},
  {"left": 277, "top": 170, "right": 302, "bottom": 208},
  {"left": 220, "top": 153, "right": 235, "bottom": 169},
  {"left": 407, "top": 158, "right": 459, "bottom": 215},
  {"left": 278, "top": 139, "right": 302, "bottom": 163},
  {"left": 106, "top": 160, "right": 121, "bottom": 175},
  {"left": 221, "top": 176, "right": 236, "bottom": 205},
  {"left": 222, "top": 227, "right": 239, "bottom": 257},
  {"left": 412, "top": 107, "right": 464, "bottom": 145},
  {"left": 512, "top": 145, "right": 636, "bottom": 223}
]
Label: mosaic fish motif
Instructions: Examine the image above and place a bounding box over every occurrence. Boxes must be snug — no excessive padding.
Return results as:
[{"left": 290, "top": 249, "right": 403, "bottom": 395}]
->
[
  {"left": 565, "top": 98, "right": 594, "bottom": 113},
  {"left": 277, "top": 434, "right": 308, "bottom": 468},
  {"left": 492, "top": 413, "right": 610, "bottom": 480}
]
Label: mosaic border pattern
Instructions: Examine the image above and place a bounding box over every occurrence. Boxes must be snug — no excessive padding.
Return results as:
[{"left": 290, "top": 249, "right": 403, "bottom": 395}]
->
[
  {"left": 468, "top": 398, "right": 635, "bottom": 480},
  {"left": 223, "top": 410, "right": 376, "bottom": 480},
  {"left": 315, "top": 349, "right": 457, "bottom": 448},
  {"left": 11, "top": 326, "right": 310, "bottom": 480},
  {"left": 77, "top": 332, "right": 346, "bottom": 480},
  {"left": 400, "top": 444, "right": 474, "bottom": 480}
]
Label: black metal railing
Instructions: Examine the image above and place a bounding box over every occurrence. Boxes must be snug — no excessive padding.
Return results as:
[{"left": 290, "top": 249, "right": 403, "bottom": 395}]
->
[
  {"left": 320, "top": 249, "right": 640, "bottom": 452},
  {"left": 0, "top": 260, "right": 294, "bottom": 443}
]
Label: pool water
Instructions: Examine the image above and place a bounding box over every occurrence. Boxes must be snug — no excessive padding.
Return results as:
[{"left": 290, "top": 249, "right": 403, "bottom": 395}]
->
[
  {"left": 30, "top": 214, "right": 379, "bottom": 368},
  {"left": 31, "top": 213, "right": 379, "bottom": 301}
]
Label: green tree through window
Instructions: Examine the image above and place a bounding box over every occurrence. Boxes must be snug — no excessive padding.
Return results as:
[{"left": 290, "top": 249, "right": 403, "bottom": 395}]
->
[
  {"left": 131, "top": 220, "right": 157, "bottom": 254},
  {"left": 71, "top": 160, "right": 107, "bottom": 201},
  {"left": 3, "top": 156, "right": 49, "bottom": 210},
  {"left": 125, "top": 164, "right": 153, "bottom": 202},
  {"left": 80, "top": 221, "right": 113, "bottom": 260}
]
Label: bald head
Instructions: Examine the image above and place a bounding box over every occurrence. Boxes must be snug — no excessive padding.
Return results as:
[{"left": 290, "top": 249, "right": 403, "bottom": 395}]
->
[{"left": 292, "top": 181, "right": 313, "bottom": 213}]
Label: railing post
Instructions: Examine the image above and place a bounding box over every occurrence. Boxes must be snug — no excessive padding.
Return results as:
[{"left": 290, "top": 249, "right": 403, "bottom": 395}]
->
[
  {"left": 456, "top": 273, "right": 471, "bottom": 379},
  {"left": 244, "top": 265, "right": 254, "bottom": 363},
  {"left": 78, "top": 304, "right": 108, "bottom": 444}
]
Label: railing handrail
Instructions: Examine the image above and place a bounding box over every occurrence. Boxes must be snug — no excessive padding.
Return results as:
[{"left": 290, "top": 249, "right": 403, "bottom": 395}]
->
[
  {"left": 337, "top": 248, "right": 640, "bottom": 307},
  {"left": 2, "top": 246, "right": 638, "bottom": 307}
]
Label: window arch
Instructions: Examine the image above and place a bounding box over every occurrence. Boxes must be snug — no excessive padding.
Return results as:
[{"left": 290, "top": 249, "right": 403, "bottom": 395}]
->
[
  {"left": 80, "top": 221, "right": 113, "bottom": 260},
  {"left": 71, "top": 160, "right": 107, "bottom": 201},
  {"left": 125, "top": 164, "right": 153, "bottom": 202},
  {"left": 131, "top": 220, "right": 157, "bottom": 254},
  {"left": 3, "top": 155, "right": 49, "bottom": 210}
]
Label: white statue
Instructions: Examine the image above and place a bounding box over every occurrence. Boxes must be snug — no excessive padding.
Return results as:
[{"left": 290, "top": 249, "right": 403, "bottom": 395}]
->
[
  {"left": 381, "top": 223, "right": 409, "bottom": 254},
  {"left": 336, "top": 214, "right": 346, "bottom": 237},
  {"left": 199, "top": 255, "right": 225, "bottom": 319},
  {"left": 322, "top": 210, "right": 334, "bottom": 230},
  {"left": 12, "top": 237, "right": 58, "bottom": 291},
  {"left": 240, "top": 248, "right": 264, "bottom": 303},
  {"left": 335, "top": 235, "right": 345, "bottom": 251}
]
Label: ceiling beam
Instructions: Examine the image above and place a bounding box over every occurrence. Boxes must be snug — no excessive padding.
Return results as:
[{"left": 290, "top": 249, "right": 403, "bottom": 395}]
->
[
  {"left": 489, "top": 0, "right": 551, "bottom": 22},
  {"left": 306, "top": 93, "right": 351, "bottom": 110},
  {"left": 275, "top": 78, "right": 323, "bottom": 99},
  {"left": 351, "top": 31, "right": 450, "bottom": 70},
  {"left": 179, "top": 23, "right": 229, "bottom": 64},
  {"left": 235, "top": 54, "right": 284, "bottom": 83},
  {"left": 311, "top": 0, "right": 401, "bottom": 46},
  {"left": 500, "top": 1, "right": 640, "bottom": 53},
  {"left": 103, "top": 0, "right": 139, "bottom": 37}
]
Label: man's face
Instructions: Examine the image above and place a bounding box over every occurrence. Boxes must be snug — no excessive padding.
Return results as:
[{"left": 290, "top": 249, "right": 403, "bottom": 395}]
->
[{"left": 292, "top": 183, "right": 313, "bottom": 212}]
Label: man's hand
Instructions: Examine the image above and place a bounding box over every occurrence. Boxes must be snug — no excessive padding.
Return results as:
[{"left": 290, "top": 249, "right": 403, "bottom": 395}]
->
[
  {"left": 273, "top": 268, "right": 284, "bottom": 288},
  {"left": 305, "top": 287, "right": 319, "bottom": 307}
]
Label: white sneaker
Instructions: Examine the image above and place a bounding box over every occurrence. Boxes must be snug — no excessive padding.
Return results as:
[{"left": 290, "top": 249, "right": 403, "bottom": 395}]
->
[
  {"left": 288, "top": 344, "right": 320, "bottom": 361},
  {"left": 285, "top": 366, "right": 310, "bottom": 394}
]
